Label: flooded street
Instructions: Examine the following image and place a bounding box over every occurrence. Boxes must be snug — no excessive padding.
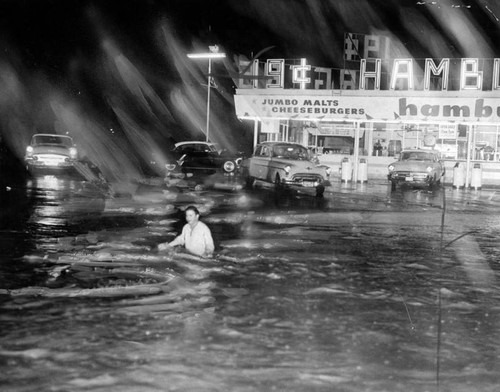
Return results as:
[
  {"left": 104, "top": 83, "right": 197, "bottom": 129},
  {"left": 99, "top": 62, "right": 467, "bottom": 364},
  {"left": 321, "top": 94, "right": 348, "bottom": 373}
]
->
[{"left": 1, "top": 176, "right": 500, "bottom": 392}]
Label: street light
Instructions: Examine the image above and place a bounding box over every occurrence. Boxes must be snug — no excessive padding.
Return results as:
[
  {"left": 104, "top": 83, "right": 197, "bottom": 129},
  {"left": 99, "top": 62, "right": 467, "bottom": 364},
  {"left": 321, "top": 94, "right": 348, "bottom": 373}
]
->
[{"left": 187, "top": 45, "right": 226, "bottom": 142}]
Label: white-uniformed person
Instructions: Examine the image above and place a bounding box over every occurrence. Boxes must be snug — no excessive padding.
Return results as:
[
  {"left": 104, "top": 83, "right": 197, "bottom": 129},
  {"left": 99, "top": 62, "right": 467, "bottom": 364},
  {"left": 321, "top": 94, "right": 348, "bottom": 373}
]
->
[{"left": 158, "top": 206, "right": 214, "bottom": 258}]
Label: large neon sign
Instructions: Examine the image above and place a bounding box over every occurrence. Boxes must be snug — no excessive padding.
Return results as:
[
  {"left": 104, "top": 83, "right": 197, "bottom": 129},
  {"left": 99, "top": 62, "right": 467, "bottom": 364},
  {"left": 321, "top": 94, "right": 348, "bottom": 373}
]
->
[{"left": 240, "top": 57, "right": 500, "bottom": 91}]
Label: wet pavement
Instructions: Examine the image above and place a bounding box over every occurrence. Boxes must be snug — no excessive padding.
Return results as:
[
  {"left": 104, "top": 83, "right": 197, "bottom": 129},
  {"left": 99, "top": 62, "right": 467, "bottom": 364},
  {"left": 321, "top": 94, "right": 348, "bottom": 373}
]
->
[{"left": 1, "top": 174, "right": 500, "bottom": 392}]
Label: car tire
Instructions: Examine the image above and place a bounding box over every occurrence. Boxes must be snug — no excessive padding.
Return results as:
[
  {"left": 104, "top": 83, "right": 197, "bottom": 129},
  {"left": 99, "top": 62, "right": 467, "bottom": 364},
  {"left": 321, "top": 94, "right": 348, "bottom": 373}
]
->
[
  {"left": 245, "top": 175, "right": 254, "bottom": 189},
  {"left": 275, "top": 174, "right": 283, "bottom": 193},
  {"left": 315, "top": 184, "right": 325, "bottom": 197},
  {"left": 223, "top": 160, "right": 236, "bottom": 173},
  {"left": 241, "top": 168, "right": 253, "bottom": 189}
]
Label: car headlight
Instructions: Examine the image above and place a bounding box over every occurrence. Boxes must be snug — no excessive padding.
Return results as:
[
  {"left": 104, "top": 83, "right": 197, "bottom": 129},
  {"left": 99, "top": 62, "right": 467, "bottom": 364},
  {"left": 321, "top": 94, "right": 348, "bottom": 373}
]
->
[
  {"left": 388, "top": 165, "right": 395, "bottom": 172},
  {"left": 223, "top": 161, "right": 236, "bottom": 173},
  {"left": 166, "top": 164, "right": 177, "bottom": 171},
  {"left": 426, "top": 166, "right": 433, "bottom": 173},
  {"left": 69, "top": 147, "right": 78, "bottom": 158},
  {"left": 284, "top": 165, "right": 291, "bottom": 174},
  {"left": 26, "top": 146, "right": 33, "bottom": 156},
  {"left": 325, "top": 167, "right": 332, "bottom": 176}
]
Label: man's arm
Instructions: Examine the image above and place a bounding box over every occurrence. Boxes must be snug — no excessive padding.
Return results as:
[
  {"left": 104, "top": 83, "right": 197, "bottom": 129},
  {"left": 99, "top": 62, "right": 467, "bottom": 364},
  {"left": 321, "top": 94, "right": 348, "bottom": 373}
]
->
[
  {"left": 169, "top": 232, "right": 185, "bottom": 247},
  {"left": 158, "top": 226, "right": 186, "bottom": 251},
  {"left": 202, "top": 225, "right": 215, "bottom": 257}
]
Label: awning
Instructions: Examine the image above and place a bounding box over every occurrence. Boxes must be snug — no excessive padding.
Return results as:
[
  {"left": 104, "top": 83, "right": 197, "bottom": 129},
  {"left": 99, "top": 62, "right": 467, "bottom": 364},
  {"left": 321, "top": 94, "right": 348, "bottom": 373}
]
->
[{"left": 234, "top": 90, "right": 500, "bottom": 124}]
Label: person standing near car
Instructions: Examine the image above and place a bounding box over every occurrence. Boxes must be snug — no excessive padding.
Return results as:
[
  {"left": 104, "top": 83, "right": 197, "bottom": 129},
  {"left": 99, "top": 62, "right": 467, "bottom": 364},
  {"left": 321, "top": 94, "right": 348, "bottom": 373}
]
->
[{"left": 158, "top": 206, "right": 214, "bottom": 258}]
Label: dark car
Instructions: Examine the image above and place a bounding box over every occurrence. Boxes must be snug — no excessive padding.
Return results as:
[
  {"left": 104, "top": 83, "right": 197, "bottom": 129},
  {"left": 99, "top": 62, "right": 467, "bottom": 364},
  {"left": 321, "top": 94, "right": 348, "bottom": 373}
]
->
[{"left": 165, "top": 141, "right": 244, "bottom": 178}]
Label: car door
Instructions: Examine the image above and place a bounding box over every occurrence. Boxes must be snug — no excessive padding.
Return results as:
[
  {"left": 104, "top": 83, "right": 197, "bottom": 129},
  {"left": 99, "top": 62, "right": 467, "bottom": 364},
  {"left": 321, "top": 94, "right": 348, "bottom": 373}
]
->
[{"left": 249, "top": 145, "right": 271, "bottom": 181}]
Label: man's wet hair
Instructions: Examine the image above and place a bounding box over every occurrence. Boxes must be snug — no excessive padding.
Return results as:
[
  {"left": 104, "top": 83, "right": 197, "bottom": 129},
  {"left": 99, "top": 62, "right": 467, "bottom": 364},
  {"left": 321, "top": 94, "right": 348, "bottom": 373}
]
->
[{"left": 185, "top": 205, "right": 200, "bottom": 216}]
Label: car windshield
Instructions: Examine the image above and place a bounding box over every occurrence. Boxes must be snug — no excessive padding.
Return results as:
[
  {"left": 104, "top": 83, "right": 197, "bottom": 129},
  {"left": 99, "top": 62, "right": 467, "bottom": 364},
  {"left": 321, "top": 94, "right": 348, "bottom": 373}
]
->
[
  {"left": 177, "top": 143, "right": 217, "bottom": 154},
  {"left": 272, "top": 145, "right": 309, "bottom": 160},
  {"left": 32, "top": 135, "right": 73, "bottom": 147},
  {"left": 400, "top": 151, "right": 435, "bottom": 161}
]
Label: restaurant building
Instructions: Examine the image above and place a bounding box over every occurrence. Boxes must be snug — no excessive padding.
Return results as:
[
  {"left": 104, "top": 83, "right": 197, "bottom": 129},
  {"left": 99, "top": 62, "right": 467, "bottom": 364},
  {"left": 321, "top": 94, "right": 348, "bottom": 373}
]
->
[{"left": 232, "top": 34, "right": 500, "bottom": 186}]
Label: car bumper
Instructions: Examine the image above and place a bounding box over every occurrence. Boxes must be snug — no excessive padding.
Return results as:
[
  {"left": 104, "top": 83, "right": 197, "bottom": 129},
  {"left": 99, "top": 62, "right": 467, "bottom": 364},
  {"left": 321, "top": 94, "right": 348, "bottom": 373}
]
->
[
  {"left": 26, "top": 155, "right": 75, "bottom": 169},
  {"left": 167, "top": 166, "right": 240, "bottom": 177},
  {"left": 165, "top": 170, "right": 186, "bottom": 179},
  {"left": 281, "top": 175, "right": 330, "bottom": 192},
  {"left": 388, "top": 171, "right": 433, "bottom": 185},
  {"left": 282, "top": 179, "right": 324, "bottom": 188}
]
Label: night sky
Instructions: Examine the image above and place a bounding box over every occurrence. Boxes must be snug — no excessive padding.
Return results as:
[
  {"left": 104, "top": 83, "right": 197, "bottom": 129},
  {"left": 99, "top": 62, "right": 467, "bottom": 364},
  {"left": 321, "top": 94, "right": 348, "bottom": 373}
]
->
[
  {"left": 0, "top": 0, "right": 499, "bottom": 174},
  {"left": 1, "top": 0, "right": 499, "bottom": 70}
]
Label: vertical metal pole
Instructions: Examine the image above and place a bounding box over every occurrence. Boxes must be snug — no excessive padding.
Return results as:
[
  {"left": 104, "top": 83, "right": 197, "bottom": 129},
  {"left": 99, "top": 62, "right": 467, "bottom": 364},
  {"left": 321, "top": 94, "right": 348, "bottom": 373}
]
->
[
  {"left": 253, "top": 119, "right": 259, "bottom": 149},
  {"left": 353, "top": 122, "right": 360, "bottom": 183},
  {"left": 402, "top": 123, "right": 406, "bottom": 149},
  {"left": 367, "top": 122, "right": 373, "bottom": 156},
  {"left": 495, "top": 125, "right": 499, "bottom": 159},
  {"left": 465, "top": 124, "right": 472, "bottom": 187},
  {"left": 206, "top": 58, "right": 212, "bottom": 142}
]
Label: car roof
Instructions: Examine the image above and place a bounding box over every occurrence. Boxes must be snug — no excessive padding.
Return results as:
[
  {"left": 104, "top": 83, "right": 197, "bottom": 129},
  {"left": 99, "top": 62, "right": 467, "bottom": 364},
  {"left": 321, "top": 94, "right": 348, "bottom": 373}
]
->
[
  {"left": 175, "top": 141, "right": 213, "bottom": 147},
  {"left": 258, "top": 142, "right": 304, "bottom": 146},
  {"left": 401, "top": 149, "right": 439, "bottom": 154},
  {"left": 32, "top": 133, "right": 73, "bottom": 139}
]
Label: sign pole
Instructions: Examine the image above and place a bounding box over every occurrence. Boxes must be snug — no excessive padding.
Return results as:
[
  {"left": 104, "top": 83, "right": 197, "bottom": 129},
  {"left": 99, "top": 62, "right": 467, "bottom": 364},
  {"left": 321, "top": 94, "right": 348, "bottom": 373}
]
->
[
  {"left": 253, "top": 119, "right": 259, "bottom": 149},
  {"left": 353, "top": 121, "right": 360, "bottom": 183},
  {"left": 206, "top": 58, "right": 212, "bottom": 142},
  {"left": 465, "top": 125, "right": 472, "bottom": 187}
]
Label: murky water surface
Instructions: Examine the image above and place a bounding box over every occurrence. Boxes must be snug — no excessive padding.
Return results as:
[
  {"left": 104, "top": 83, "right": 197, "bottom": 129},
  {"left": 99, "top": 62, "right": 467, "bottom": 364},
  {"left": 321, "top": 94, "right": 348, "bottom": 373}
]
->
[{"left": 1, "top": 176, "right": 500, "bottom": 391}]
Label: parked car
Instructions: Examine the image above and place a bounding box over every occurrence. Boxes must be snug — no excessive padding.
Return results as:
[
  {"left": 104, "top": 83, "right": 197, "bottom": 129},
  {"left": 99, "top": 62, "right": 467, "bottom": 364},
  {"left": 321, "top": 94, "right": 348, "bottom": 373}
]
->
[
  {"left": 25, "top": 134, "right": 78, "bottom": 171},
  {"left": 388, "top": 149, "right": 445, "bottom": 190},
  {"left": 241, "top": 142, "right": 332, "bottom": 197},
  {"left": 165, "top": 141, "right": 244, "bottom": 178}
]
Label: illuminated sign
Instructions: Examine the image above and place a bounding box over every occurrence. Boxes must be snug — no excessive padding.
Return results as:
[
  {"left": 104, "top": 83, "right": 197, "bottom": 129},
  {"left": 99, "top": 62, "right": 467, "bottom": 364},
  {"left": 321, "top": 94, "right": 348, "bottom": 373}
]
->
[
  {"left": 360, "top": 59, "right": 381, "bottom": 90},
  {"left": 266, "top": 59, "right": 284, "bottom": 88},
  {"left": 239, "top": 57, "right": 500, "bottom": 91},
  {"left": 424, "top": 59, "right": 449, "bottom": 91},
  {"left": 390, "top": 59, "right": 414, "bottom": 90},
  {"left": 234, "top": 93, "right": 500, "bottom": 123},
  {"left": 291, "top": 58, "right": 311, "bottom": 89}
]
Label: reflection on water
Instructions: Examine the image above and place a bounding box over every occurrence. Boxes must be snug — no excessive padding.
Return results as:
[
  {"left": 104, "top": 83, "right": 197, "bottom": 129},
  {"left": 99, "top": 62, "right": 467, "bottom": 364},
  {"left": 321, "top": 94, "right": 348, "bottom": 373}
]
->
[
  {"left": 0, "top": 184, "right": 499, "bottom": 391},
  {"left": 26, "top": 175, "right": 106, "bottom": 229}
]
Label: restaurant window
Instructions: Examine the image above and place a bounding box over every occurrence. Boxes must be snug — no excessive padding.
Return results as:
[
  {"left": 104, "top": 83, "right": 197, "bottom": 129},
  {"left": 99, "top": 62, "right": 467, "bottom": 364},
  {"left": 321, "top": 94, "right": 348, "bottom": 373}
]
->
[
  {"left": 473, "top": 125, "right": 498, "bottom": 161},
  {"left": 373, "top": 123, "right": 403, "bottom": 156}
]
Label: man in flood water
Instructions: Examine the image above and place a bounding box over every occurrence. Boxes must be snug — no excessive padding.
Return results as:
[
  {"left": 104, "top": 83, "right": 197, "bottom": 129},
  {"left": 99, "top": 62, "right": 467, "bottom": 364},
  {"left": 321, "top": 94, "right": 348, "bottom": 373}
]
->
[{"left": 158, "top": 205, "right": 215, "bottom": 258}]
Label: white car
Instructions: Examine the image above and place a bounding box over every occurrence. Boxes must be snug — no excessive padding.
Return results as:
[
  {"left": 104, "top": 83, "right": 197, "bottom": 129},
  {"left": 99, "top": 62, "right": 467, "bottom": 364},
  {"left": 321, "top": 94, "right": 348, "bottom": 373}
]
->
[
  {"left": 241, "top": 142, "right": 332, "bottom": 197},
  {"left": 25, "top": 134, "right": 78, "bottom": 171},
  {"left": 388, "top": 149, "right": 445, "bottom": 190}
]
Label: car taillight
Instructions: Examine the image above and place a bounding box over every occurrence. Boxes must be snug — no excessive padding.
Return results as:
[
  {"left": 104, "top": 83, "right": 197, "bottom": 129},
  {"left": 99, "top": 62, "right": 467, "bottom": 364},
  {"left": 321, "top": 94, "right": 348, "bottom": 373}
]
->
[{"left": 166, "top": 164, "right": 176, "bottom": 171}]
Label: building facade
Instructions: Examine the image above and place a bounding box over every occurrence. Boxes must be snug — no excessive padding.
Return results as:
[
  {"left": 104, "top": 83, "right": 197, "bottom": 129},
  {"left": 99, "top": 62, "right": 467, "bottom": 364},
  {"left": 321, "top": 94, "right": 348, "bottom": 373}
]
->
[{"left": 233, "top": 47, "right": 500, "bottom": 186}]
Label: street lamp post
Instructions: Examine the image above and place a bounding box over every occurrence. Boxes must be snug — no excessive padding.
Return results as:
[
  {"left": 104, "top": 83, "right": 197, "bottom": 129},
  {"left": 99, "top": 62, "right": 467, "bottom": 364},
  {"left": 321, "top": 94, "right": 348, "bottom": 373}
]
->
[{"left": 187, "top": 45, "right": 226, "bottom": 142}]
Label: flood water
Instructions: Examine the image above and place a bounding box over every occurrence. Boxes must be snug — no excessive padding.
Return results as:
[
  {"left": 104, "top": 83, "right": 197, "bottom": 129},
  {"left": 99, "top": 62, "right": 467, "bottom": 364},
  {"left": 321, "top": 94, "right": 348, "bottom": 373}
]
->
[{"left": 1, "top": 175, "right": 500, "bottom": 392}]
